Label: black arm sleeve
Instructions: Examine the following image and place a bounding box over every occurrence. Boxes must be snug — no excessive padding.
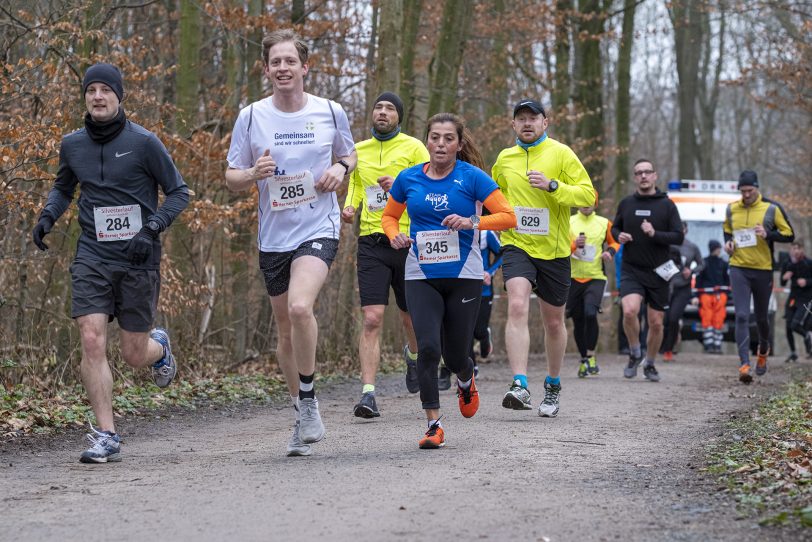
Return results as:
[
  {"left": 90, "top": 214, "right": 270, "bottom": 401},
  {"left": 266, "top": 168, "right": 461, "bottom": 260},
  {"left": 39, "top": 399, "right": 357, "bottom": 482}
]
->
[{"left": 651, "top": 201, "right": 684, "bottom": 246}]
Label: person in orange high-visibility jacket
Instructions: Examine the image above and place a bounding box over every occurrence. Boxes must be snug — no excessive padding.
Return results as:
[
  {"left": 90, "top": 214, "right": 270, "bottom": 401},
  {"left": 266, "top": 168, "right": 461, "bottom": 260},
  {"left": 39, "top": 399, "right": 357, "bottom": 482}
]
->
[{"left": 693, "top": 240, "right": 729, "bottom": 353}]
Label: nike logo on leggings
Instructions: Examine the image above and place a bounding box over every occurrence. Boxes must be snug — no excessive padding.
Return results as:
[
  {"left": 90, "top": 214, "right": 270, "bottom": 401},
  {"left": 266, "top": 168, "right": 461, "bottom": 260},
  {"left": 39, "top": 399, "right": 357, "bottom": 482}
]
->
[{"left": 462, "top": 297, "right": 476, "bottom": 304}]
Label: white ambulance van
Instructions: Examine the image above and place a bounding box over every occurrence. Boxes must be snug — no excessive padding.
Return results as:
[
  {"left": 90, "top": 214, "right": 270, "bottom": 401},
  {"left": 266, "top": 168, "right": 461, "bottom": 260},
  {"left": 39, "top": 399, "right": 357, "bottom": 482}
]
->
[{"left": 667, "top": 180, "right": 776, "bottom": 353}]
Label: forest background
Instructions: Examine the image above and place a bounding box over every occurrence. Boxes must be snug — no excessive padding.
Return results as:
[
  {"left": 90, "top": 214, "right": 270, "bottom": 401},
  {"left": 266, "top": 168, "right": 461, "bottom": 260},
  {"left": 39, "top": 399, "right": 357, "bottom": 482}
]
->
[{"left": 1, "top": 0, "right": 810, "bottom": 391}]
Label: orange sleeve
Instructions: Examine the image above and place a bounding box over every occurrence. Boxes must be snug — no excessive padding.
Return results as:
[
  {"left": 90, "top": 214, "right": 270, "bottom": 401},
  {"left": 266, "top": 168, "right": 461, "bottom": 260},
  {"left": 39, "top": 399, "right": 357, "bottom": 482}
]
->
[
  {"left": 570, "top": 238, "right": 577, "bottom": 254},
  {"left": 605, "top": 220, "right": 620, "bottom": 253},
  {"left": 382, "top": 198, "right": 407, "bottom": 240},
  {"left": 480, "top": 190, "right": 516, "bottom": 231}
]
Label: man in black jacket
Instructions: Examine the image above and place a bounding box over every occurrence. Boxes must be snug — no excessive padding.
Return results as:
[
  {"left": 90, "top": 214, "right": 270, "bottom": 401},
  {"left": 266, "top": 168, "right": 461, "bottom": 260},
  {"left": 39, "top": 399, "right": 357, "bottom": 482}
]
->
[
  {"left": 31, "top": 63, "right": 189, "bottom": 463},
  {"left": 781, "top": 241, "right": 812, "bottom": 361},
  {"left": 612, "top": 159, "right": 683, "bottom": 382}
]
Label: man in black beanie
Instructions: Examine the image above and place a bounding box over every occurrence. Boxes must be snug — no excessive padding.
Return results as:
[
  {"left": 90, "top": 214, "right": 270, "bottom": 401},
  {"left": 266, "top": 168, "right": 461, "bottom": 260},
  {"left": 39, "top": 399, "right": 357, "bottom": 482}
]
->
[
  {"left": 31, "top": 63, "right": 189, "bottom": 462},
  {"left": 341, "top": 92, "right": 429, "bottom": 418},
  {"left": 724, "top": 169, "right": 794, "bottom": 383}
]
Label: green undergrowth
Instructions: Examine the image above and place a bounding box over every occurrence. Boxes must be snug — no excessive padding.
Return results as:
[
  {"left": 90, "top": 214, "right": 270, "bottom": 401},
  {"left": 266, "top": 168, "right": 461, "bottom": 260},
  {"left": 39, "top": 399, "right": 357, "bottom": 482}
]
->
[
  {"left": 1, "top": 353, "right": 404, "bottom": 438},
  {"left": 706, "top": 379, "right": 812, "bottom": 529}
]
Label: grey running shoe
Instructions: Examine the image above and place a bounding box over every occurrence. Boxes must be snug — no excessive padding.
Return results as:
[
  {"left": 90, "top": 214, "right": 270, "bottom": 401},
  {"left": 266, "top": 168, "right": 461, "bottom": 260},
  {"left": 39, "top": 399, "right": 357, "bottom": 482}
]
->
[
  {"left": 643, "top": 363, "right": 661, "bottom": 382},
  {"left": 785, "top": 352, "right": 798, "bottom": 363},
  {"left": 404, "top": 345, "right": 420, "bottom": 394},
  {"left": 577, "top": 358, "right": 589, "bottom": 378},
  {"left": 353, "top": 392, "right": 380, "bottom": 419},
  {"left": 286, "top": 420, "right": 312, "bottom": 457},
  {"left": 149, "top": 327, "right": 176, "bottom": 388},
  {"left": 502, "top": 381, "right": 532, "bottom": 410},
  {"left": 537, "top": 380, "right": 561, "bottom": 418},
  {"left": 79, "top": 424, "right": 121, "bottom": 463},
  {"left": 298, "top": 397, "right": 325, "bottom": 444},
  {"left": 438, "top": 365, "right": 451, "bottom": 391},
  {"left": 624, "top": 353, "right": 643, "bottom": 379}
]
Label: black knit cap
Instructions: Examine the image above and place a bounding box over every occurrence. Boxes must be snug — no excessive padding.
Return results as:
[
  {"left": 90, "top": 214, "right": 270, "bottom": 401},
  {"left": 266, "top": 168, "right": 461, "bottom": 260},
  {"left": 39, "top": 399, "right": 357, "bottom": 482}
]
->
[
  {"left": 374, "top": 92, "right": 404, "bottom": 124},
  {"left": 82, "top": 63, "right": 124, "bottom": 101},
  {"left": 738, "top": 169, "right": 759, "bottom": 189}
]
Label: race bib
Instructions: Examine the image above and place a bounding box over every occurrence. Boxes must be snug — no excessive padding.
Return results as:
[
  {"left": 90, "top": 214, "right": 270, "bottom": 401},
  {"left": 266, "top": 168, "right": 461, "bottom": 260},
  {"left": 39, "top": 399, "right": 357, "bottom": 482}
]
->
[
  {"left": 269, "top": 171, "right": 317, "bottom": 211},
  {"left": 572, "top": 244, "right": 597, "bottom": 262},
  {"left": 416, "top": 230, "right": 460, "bottom": 264},
  {"left": 654, "top": 259, "right": 679, "bottom": 281},
  {"left": 93, "top": 204, "right": 142, "bottom": 242},
  {"left": 733, "top": 228, "right": 758, "bottom": 248},
  {"left": 514, "top": 206, "right": 549, "bottom": 235},
  {"left": 365, "top": 184, "right": 389, "bottom": 212}
]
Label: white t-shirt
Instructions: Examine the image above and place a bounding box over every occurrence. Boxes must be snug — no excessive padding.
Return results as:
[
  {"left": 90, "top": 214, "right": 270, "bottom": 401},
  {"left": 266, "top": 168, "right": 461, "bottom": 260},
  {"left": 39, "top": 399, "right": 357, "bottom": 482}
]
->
[{"left": 227, "top": 94, "right": 355, "bottom": 252}]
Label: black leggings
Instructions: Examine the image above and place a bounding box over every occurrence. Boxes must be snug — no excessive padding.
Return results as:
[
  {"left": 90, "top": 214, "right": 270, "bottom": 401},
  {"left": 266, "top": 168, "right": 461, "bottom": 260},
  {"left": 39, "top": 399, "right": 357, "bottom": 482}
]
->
[
  {"left": 730, "top": 266, "right": 772, "bottom": 361},
  {"left": 405, "top": 278, "right": 481, "bottom": 410},
  {"left": 469, "top": 295, "right": 493, "bottom": 361},
  {"left": 661, "top": 285, "right": 692, "bottom": 352},
  {"left": 568, "top": 280, "right": 605, "bottom": 357}
]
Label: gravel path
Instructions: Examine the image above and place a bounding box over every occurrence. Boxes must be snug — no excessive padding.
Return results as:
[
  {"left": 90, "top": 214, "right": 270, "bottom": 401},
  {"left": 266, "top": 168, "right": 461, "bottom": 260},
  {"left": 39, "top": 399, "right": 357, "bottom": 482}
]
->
[{"left": 2, "top": 352, "right": 809, "bottom": 541}]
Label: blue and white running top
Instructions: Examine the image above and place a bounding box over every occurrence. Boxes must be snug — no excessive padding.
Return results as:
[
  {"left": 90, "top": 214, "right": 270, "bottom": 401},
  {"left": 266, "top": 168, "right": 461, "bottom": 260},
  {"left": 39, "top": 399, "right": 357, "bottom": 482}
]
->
[{"left": 389, "top": 160, "right": 499, "bottom": 280}]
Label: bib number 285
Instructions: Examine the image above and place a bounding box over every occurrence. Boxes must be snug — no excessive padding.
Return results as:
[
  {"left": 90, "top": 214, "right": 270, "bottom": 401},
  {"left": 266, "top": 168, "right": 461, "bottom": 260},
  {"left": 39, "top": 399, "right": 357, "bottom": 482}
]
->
[{"left": 280, "top": 184, "right": 305, "bottom": 200}]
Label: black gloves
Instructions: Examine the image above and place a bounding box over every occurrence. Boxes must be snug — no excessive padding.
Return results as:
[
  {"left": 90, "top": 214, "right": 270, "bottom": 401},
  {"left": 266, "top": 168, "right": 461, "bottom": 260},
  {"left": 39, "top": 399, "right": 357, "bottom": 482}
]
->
[
  {"left": 125, "top": 225, "right": 159, "bottom": 265},
  {"left": 32, "top": 216, "right": 54, "bottom": 251}
]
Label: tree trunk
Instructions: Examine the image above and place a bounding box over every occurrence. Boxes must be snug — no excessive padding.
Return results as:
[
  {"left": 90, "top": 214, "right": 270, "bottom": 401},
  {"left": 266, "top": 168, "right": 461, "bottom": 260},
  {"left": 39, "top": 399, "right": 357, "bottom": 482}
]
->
[
  {"left": 614, "top": 0, "right": 636, "bottom": 204},
  {"left": 176, "top": 0, "right": 201, "bottom": 134},
  {"left": 670, "top": 0, "right": 703, "bottom": 180},
  {"left": 374, "top": 0, "right": 404, "bottom": 98},
  {"left": 574, "top": 0, "right": 606, "bottom": 190},
  {"left": 399, "top": 0, "right": 424, "bottom": 135},
  {"left": 696, "top": 1, "right": 725, "bottom": 179},
  {"left": 247, "top": 0, "right": 264, "bottom": 103},
  {"left": 427, "top": 0, "right": 474, "bottom": 117}
]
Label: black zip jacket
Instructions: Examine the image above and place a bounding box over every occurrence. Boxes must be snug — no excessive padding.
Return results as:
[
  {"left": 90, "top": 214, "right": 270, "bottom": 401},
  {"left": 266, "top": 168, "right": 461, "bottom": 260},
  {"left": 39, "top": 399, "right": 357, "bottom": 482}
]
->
[
  {"left": 612, "top": 189, "right": 684, "bottom": 270},
  {"left": 695, "top": 254, "right": 729, "bottom": 290}
]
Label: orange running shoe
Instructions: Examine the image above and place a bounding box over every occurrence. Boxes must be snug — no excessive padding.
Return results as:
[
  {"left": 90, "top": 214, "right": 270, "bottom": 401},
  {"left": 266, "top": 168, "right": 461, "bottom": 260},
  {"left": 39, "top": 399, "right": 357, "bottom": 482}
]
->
[
  {"left": 457, "top": 374, "right": 479, "bottom": 418},
  {"left": 418, "top": 420, "right": 445, "bottom": 449},
  {"left": 755, "top": 348, "right": 769, "bottom": 376},
  {"left": 738, "top": 363, "right": 753, "bottom": 384},
  {"left": 663, "top": 351, "right": 674, "bottom": 362}
]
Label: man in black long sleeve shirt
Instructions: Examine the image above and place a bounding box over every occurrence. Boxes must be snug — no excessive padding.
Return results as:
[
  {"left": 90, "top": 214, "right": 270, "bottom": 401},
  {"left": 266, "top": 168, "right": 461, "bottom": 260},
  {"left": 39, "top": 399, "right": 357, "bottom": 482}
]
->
[
  {"left": 31, "top": 63, "right": 189, "bottom": 463},
  {"left": 781, "top": 241, "right": 812, "bottom": 361},
  {"left": 612, "top": 159, "right": 683, "bottom": 382}
]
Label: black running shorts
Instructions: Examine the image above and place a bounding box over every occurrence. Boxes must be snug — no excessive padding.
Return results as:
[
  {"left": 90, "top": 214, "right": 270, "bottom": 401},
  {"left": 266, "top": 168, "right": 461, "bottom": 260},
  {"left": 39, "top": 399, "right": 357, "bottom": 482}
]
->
[
  {"left": 259, "top": 237, "right": 339, "bottom": 297},
  {"left": 356, "top": 233, "right": 409, "bottom": 311},
  {"left": 502, "top": 246, "right": 570, "bottom": 307},
  {"left": 620, "top": 262, "right": 670, "bottom": 312},
  {"left": 70, "top": 259, "right": 160, "bottom": 333}
]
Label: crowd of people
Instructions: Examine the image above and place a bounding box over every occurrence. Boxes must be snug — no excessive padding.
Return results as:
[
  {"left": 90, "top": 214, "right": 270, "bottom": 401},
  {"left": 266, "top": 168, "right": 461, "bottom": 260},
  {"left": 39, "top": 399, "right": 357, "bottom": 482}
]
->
[{"left": 32, "top": 30, "right": 801, "bottom": 461}]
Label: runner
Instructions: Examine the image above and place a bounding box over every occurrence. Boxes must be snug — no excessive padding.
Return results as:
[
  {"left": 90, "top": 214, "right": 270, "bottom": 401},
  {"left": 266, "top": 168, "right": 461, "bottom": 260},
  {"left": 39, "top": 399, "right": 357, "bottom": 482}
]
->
[
  {"left": 567, "top": 193, "right": 618, "bottom": 377},
  {"left": 660, "top": 222, "right": 704, "bottom": 361},
  {"left": 225, "top": 29, "right": 356, "bottom": 455},
  {"left": 340, "top": 92, "right": 429, "bottom": 418},
  {"left": 381, "top": 112, "right": 515, "bottom": 448},
  {"left": 31, "top": 63, "right": 189, "bottom": 463},
  {"left": 724, "top": 170, "right": 795, "bottom": 383},
  {"left": 780, "top": 241, "right": 812, "bottom": 362},
  {"left": 612, "top": 159, "right": 684, "bottom": 382},
  {"left": 693, "top": 240, "right": 729, "bottom": 353},
  {"left": 492, "top": 99, "right": 595, "bottom": 417}
]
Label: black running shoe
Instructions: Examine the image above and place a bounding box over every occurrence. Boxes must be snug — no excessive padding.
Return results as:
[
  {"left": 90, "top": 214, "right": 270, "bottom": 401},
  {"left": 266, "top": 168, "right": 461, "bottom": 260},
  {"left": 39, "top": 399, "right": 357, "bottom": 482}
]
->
[
  {"left": 404, "top": 345, "right": 420, "bottom": 394},
  {"left": 438, "top": 365, "right": 451, "bottom": 391},
  {"left": 353, "top": 392, "right": 380, "bottom": 419},
  {"left": 643, "top": 363, "right": 660, "bottom": 382}
]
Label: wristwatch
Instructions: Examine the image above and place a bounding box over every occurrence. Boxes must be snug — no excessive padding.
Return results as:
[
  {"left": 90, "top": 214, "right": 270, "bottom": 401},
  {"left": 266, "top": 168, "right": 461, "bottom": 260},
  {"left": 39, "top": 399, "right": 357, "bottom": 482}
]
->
[
  {"left": 548, "top": 180, "right": 559, "bottom": 193},
  {"left": 337, "top": 159, "right": 350, "bottom": 175},
  {"left": 469, "top": 215, "right": 481, "bottom": 229},
  {"left": 145, "top": 220, "right": 161, "bottom": 235}
]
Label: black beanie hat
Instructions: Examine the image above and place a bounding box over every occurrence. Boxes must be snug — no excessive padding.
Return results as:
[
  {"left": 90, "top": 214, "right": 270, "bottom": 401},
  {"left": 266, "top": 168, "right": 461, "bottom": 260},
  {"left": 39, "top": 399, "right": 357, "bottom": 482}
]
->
[
  {"left": 374, "top": 92, "right": 404, "bottom": 124},
  {"left": 708, "top": 239, "right": 722, "bottom": 253},
  {"left": 82, "top": 63, "right": 124, "bottom": 101},
  {"left": 738, "top": 169, "right": 759, "bottom": 189}
]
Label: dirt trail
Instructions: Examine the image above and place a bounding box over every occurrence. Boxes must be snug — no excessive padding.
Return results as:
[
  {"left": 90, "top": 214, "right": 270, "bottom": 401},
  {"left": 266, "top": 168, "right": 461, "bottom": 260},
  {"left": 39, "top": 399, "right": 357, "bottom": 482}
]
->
[{"left": 2, "top": 353, "right": 808, "bottom": 542}]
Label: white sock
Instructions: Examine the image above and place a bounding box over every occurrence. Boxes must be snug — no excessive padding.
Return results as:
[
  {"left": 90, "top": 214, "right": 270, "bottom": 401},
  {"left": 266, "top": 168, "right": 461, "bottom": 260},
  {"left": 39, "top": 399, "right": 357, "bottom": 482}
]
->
[
  {"left": 428, "top": 419, "right": 442, "bottom": 428},
  {"left": 458, "top": 377, "right": 472, "bottom": 390}
]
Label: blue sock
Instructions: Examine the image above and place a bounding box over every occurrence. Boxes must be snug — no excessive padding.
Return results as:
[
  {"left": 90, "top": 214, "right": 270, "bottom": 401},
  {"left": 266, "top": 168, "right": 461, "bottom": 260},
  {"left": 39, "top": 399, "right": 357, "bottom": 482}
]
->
[
  {"left": 513, "top": 374, "right": 528, "bottom": 388},
  {"left": 545, "top": 375, "right": 560, "bottom": 386}
]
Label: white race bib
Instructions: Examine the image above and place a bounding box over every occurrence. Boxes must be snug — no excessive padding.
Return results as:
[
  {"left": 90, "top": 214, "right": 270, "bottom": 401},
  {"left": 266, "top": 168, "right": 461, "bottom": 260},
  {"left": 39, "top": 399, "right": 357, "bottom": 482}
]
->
[
  {"left": 733, "top": 228, "right": 758, "bottom": 248},
  {"left": 572, "top": 244, "right": 597, "bottom": 262},
  {"left": 514, "top": 206, "right": 550, "bottom": 235},
  {"left": 93, "top": 205, "right": 142, "bottom": 242},
  {"left": 269, "top": 171, "right": 317, "bottom": 211},
  {"left": 654, "top": 259, "right": 679, "bottom": 281},
  {"left": 416, "top": 230, "right": 460, "bottom": 264},
  {"left": 365, "top": 184, "right": 389, "bottom": 212}
]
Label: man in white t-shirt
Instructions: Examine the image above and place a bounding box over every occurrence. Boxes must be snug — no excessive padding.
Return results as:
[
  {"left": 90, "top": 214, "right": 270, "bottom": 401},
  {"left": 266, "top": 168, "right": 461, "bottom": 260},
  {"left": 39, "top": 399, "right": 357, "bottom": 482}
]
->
[{"left": 226, "top": 29, "right": 357, "bottom": 457}]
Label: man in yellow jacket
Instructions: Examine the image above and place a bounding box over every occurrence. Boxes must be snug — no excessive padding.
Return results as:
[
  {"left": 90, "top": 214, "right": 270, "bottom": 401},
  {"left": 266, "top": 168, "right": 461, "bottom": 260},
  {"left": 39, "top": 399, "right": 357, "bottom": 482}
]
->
[
  {"left": 724, "top": 170, "right": 794, "bottom": 383},
  {"left": 341, "top": 92, "right": 429, "bottom": 416},
  {"left": 492, "top": 99, "right": 595, "bottom": 418},
  {"left": 568, "top": 194, "right": 619, "bottom": 378}
]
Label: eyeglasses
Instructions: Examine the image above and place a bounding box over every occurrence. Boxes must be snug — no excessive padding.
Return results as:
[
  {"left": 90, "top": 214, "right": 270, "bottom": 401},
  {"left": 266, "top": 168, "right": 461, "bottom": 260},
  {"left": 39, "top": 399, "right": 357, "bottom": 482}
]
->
[{"left": 633, "top": 169, "right": 655, "bottom": 177}]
